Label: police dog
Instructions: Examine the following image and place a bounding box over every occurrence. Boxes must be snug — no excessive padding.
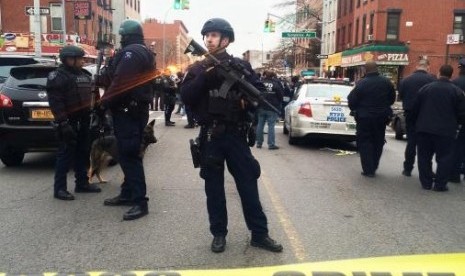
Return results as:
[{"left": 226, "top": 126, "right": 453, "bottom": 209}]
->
[{"left": 88, "top": 119, "right": 157, "bottom": 183}]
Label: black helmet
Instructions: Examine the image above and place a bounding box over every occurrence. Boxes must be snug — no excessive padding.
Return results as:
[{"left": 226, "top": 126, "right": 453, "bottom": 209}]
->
[
  {"left": 201, "top": 18, "right": 235, "bottom": 42},
  {"left": 459, "top": 58, "right": 465, "bottom": 68},
  {"left": 59, "top": 45, "right": 85, "bottom": 61},
  {"left": 119, "top": 19, "right": 144, "bottom": 37}
]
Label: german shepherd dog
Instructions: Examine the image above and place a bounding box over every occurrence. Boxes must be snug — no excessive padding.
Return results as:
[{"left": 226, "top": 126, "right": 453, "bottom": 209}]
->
[{"left": 88, "top": 119, "right": 157, "bottom": 183}]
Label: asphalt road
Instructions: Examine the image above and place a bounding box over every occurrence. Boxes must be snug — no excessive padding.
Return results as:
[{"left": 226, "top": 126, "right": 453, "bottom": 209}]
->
[{"left": 1, "top": 111, "right": 464, "bottom": 273}]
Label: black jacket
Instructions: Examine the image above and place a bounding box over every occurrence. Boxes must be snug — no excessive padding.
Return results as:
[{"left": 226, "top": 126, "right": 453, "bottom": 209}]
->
[
  {"left": 412, "top": 77, "right": 465, "bottom": 138},
  {"left": 46, "top": 65, "right": 92, "bottom": 123},
  {"left": 101, "top": 42, "right": 155, "bottom": 110},
  {"left": 181, "top": 51, "right": 264, "bottom": 125},
  {"left": 398, "top": 70, "right": 436, "bottom": 111},
  {"left": 347, "top": 72, "right": 396, "bottom": 119},
  {"left": 452, "top": 74, "right": 465, "bottom": 92},
  {"left": 260, "top": 77, "right": 284, "bottom": 112}
]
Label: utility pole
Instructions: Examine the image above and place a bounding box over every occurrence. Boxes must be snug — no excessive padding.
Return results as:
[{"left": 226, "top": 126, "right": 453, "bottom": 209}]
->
[
  {"left": 33, "top": 0, "right": 42, "bottom": 56},
  {"left": 62, "top": 0, "right": 67, "bottom": 45}
]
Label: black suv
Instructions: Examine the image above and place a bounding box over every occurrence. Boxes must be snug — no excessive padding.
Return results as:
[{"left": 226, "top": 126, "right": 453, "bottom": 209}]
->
[{"left": 0, "top": 64, "right": 59, "bottom": 166}]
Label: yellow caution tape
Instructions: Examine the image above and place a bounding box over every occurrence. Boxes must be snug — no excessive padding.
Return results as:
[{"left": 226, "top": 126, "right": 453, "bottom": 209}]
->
[{"left": 11, "top": 253, "right": 462, "bottom": 276}]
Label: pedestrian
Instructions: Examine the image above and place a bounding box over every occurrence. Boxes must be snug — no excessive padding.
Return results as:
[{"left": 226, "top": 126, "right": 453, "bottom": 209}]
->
[
  {"left": 398, "top": 59, "right": 436, "bottom": 177},
  {"left": 152, "top": 75, "right": 164, "bottom": 111},
  {"left": 449, "top": 58, "right": 465, "bottom": 183},
  {"left": 181, "top": 18, "right": 283, "bottom": 253},
  {"left": 411, "top": 64, "right": 465, "bottom": 191},
  {"left": 46, "top": 45, "right": 102, "bottom": 200},
  {"left": 255, "top": 70, "right": 283, "bottom": 150},
  {"left": 99, "top": 19, "right": 155, "bottom": 220},
  {"left": 174, "top": 71, "right": 184, "bottom": 115},
  {"left": 162, "top": 69, "right": 177, "bottom": 126},
  {"left": 348, "top": 61, "right": 396, "bottom": 177}
]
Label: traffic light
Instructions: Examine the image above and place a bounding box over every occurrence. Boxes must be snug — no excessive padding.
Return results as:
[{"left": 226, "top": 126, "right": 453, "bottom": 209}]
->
[
  {"left": 181, "top": 0, "right": 190, "bottom": 9},
  {"left": 264, "top": 19, "right": 270, "bottom": 32},
  {"left": 269, "top": 20, "right": 276, "bottom": 32},
  {"left": 173, "top": 0, "right": 181, "bottom": 9}
]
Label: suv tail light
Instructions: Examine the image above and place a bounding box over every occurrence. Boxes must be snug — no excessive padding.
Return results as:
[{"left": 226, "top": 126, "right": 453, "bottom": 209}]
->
[
  {"left": 0, "top": 93, "right": 13, "bottom": 108},
  {"left": 298, "top": 102, "right": 312, "bottom": 117}
]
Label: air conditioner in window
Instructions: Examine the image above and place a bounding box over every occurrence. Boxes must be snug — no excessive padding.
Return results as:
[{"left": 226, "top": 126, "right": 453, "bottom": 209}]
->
[
  {"left": 346, "top": 43, "right": 352, "bottom": 48},
  {"left": 367, "top": 34, "right": 374, "bottom": 41}
]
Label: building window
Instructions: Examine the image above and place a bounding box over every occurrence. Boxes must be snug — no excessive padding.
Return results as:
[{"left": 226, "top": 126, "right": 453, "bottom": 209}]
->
[
  {"left": 349, "top": 0, "right": 353, "bottom": 12},
  {"left": 50, "top": 3, "right": 63, "bottom": 32},
  {"left": 337, "top": 0, "right": 341, "bottom": 18},
  {"left": 138, "top": 1, "right": 140, "bottom": 13},
  {"left": 453, "top": 14, "right": 465, "bottom": 35},
  {"left": 355, "top": 18, "right": 359, "bottom": 45},
  {"left": 348, "top": 23, "right": 352, "bottom": 47},
  {"left": 357, "top": 0, "right": 361, "bottom": 8},
  {"left": 369, "top": 12, "right": 374, "bottom": 34},
  {"left": 362, "top": 14, "right": 366, "bottom": 43},
  {"left": 386, "top": 11, "right": 401, "bottom": 40}
]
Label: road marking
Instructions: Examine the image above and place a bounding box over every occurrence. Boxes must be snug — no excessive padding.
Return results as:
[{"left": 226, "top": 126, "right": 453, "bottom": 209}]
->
[{"left": 260, "top": 171, "right": 308, "bottom": 262}]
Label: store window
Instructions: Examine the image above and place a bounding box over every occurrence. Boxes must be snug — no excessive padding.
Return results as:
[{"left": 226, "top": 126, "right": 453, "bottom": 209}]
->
[
  {"left": 386, "top": 11, "right": 401, "bottom": 40},
  {"left": 50, "top": 3, "right": 63, "bottom": 32}
]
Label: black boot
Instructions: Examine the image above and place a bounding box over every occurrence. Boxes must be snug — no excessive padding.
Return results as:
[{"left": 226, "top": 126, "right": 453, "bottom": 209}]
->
[
  {"left": 211, "top": 236, "right": 226, "bottom": 253},
  {"left": 123, "top": 203, "right": 148, "bottom": 220},
  {"left": 104, "top": 195, "right": 133, "bottom": 206},
  {"left": 75, "top": 184, "right": 101, "bottom": 193},
  {"left": 54, "top": 190, "right": 75, "bottom": 200},
  {"left": 250, "top": 235, "right": 283, "bottom": 252}
]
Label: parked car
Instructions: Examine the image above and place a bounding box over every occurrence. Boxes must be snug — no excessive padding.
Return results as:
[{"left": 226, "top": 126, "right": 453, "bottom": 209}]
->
[
  {"left": 283, "top": 79, "right": 356, "bottom": 145},
  {"left": 0, "top": 55, "right": 57, "bottom": 86},
  {"left": 0, "top": 64, "right": 59, "bottom": 166}
]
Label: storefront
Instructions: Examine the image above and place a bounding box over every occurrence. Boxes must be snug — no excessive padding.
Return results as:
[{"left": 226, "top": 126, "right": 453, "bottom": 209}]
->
[
  {"left": 326, "top": 52, "right": 343, "bottom": 78},
  {"left": 341, "top": 44, "right": 409, "bottom": 86},
  {"left": 0, "top": 33, "right": 99, "bottom": 60}
]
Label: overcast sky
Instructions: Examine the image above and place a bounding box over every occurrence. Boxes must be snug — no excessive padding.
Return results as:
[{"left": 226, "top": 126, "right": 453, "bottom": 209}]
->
[{"left": 140, "top": 0, "right": 294, "bottom": 57}]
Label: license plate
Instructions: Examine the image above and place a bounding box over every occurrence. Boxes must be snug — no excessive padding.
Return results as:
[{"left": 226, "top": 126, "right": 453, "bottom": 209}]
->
[{"left": 30, "top": 109, "right": 54, "bottom": 120}]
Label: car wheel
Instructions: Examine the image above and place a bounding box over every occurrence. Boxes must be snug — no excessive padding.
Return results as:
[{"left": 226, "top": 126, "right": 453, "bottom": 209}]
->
[
  {"left": 283, "top": 123, "right": 289, "bottom": 135},
  {"left": 0, "top": 149, "right": 25, "bottom": 167},
  {"left": 394, "top": 119, "right": 404, "bottom": 140}
]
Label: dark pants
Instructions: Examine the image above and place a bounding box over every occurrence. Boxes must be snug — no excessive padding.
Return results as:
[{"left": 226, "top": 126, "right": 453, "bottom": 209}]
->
[
  {"left": 403, "top": 112, "right": 417, "bottom": 172},
  {"left": 417, "top": 132, "right": 455, "bottom": 189},
  {"left": 356, "top": 116, "right": 387, "bottom": 175},
  {"left": 113, "top": 111, "right": 149, "bottom": 204},
  {"left": 154, "top": 91, "right": 164, "bottom": 111},
  {"left": 185, "top": 105, "right": 195, "bottom": 126},
  {"left": 54, "top": 120, "right": 90, "bottom": 194},
  {"left": 199, "top": 127, "right": 268, "bottom": 238},
  {"left": 164, "top": 98, "right": 175, "bottom": 123},
  {"left": 451, "top": 127, "right": 465, "bottom": 179}
]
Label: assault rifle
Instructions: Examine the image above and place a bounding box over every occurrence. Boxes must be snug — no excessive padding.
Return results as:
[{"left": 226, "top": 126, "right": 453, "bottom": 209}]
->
[
  {"left": 184, "top": 39, "right": 280, "bottom": 114},
  {"left": 89, "top": 42, "right": 110, "bottom": 131}
]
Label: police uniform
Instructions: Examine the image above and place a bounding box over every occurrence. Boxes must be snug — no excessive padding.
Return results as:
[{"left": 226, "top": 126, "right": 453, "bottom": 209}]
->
[
  {"left": 162, "top": 74, "right": 177, "bottom": 126},
  {"left": 348, "top": 69, "right": 396, "bottom": 177},
  {"left": 256, "top": 73, "right": 284, "bottom": 149},
  {"left": 398, "top": 67, "right": 436, "bottom": 175},
  {"left": 412, "top": 73, "right": 465, "bottom": 191},
  {"left": 46, "top": 45, "right": 101, "bottom": 200},
  {"left": 181, "top": 18, "right": 282, "bottom": 253},
  {"left": 450, "top": 60, "right": 465, "bottom": 182},
  {"left": 100, "top": 19, "right": 155, "bottom": 220}
]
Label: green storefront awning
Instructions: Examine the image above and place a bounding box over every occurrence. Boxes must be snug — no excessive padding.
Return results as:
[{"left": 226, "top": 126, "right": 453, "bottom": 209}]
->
[{"left": 342, "top": 44, "right": 409, "bottom": 56}]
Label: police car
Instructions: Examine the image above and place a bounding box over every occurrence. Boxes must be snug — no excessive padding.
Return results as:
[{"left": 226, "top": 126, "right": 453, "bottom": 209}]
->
[{"left": 283, "top": 78, "right": 356, "bottom": 145}]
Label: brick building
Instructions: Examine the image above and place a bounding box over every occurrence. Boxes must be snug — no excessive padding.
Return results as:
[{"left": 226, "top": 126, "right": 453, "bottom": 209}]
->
[
  {"left": 0, "top": 0, "right": 113, "bottom": 57},
  {"left": 334, "top": 0, "right": 465, "bottom": 85},
  {"left": 142, "top": 19, "right": 191, "bottom": 73}
]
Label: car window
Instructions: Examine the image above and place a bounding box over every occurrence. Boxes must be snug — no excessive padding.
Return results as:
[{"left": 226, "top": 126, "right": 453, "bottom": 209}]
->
[
  {"left": 4, "top": 66, "right": 57, "bottom": 89},
  {"left": 0, "top": 57, "right": 42, "bottom": 83},
  {"left": 304, "top": 84, "right": 352, "bottom": 98}
]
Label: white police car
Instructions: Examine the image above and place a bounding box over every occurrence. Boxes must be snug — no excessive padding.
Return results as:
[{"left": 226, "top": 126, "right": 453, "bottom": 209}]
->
[{"left": 283, "top": 78, "right": 356, "bottom": 145}]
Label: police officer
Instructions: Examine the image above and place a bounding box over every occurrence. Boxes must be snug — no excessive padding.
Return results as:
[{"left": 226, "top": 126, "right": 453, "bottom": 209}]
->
[
  {"left": 152, "top": 74, "right": 164, "bottom": 111},
  {"left": 46, "top": 45, "right": 102, "bottom": 200},
  {"left": 411, "top": 64, "right": 465, "bottom": 191},
  {"left": 162, "top": 69, "right": 177, "bottom": 126},
  {"left": 348, "top": 61, "right": 396, "bottom": 177},
  {"left": 450, "top": 58, "right": 465, "bottom": 182},
  {"left": 181, "top": 18, "right": 283, "bottom": 253},
  {"left": 99, "top": 19, "right": 155, "bottom": 220},
  {"left": 255, "top": 70, "right": 283, "bottom": 149},
  {"left": 398, "top": 59, "right": 435, "bottom": 177}
]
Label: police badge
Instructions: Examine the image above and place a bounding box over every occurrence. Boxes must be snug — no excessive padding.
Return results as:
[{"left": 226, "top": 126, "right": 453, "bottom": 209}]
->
[{"left": 48, "top": 71, "right": 57, "bottom": 80}]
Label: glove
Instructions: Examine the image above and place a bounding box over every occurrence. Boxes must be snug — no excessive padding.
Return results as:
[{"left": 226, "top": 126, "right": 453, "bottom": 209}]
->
[{"left": 58, "top": 121, "right": 77, "bottom": 146}]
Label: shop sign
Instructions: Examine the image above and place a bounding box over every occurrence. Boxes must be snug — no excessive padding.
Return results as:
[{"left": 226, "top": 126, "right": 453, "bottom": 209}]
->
[
  {"left": 377, "top": 53, "right": 409, "bottom": 62},
  {"left": 74, "top": 1, "right": 91, "bottom": 20},
  {"left": 342, "top": 54, "right": 363, "bottom": 66}
]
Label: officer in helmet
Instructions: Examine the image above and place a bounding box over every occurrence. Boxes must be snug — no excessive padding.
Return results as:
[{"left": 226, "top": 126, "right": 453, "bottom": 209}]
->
[
  {"left": 99, "top": 19, "right": 155, "bottom": 220},
  {"left": 46, "top": 45, "right": 102, "bottom": 200},
  {"left": 181, "top": 18, "right": 283, "bottom": 253},
  {"left": 450, "top": 58, "right": 465, "bottom": 182}
]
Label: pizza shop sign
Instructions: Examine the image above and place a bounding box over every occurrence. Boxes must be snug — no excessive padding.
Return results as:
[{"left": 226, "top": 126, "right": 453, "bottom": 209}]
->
[{"left": 377, "top": 53, "right": 409, "bottom": 63}]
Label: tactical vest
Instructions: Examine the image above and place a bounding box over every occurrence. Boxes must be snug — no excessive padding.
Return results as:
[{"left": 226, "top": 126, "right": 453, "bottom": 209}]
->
[{"left": 58, "top": 67, "right": 92, "bottom": 119}]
